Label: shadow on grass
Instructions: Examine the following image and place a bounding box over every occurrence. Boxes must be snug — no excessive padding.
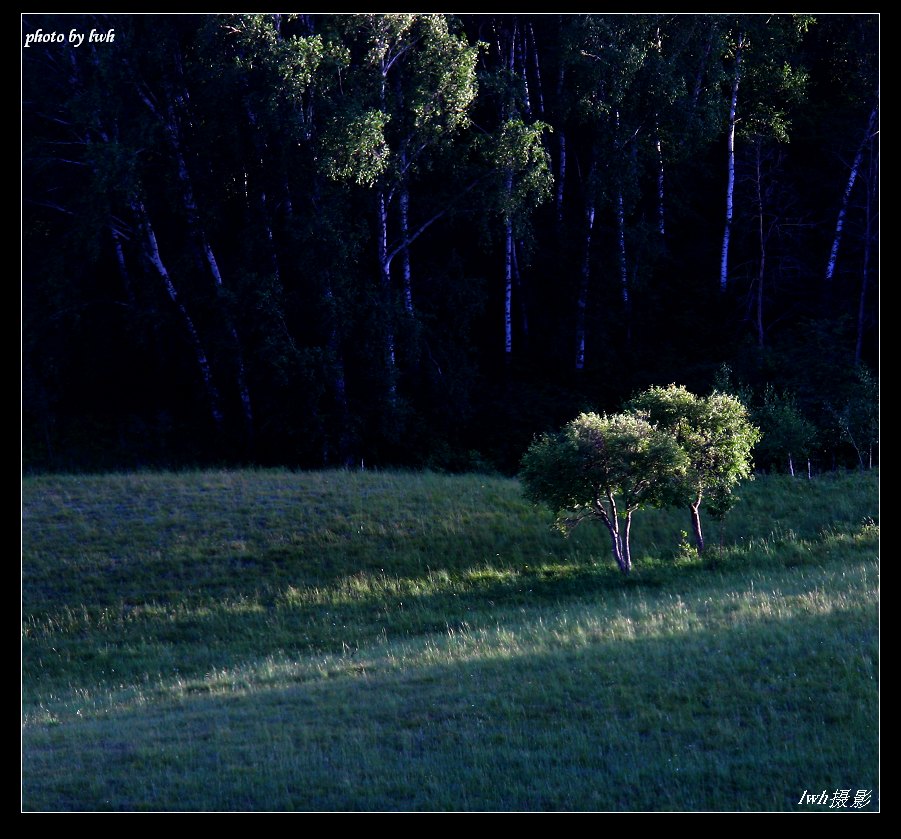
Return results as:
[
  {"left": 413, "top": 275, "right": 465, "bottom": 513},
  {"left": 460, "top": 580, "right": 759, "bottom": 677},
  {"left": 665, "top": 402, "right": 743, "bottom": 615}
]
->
[{"left": 23, "top": 602, "right": 878, "bottom": 813}]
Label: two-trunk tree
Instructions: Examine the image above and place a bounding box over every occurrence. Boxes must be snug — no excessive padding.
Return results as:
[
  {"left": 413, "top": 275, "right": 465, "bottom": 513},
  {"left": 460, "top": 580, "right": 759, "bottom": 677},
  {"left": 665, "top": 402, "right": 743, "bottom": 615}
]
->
[
  {"left": 520, "top": 411, "right": 687, "bottom": 574},
  {"left": 627, "top": 385, "right": 760, "bottom": 553}
]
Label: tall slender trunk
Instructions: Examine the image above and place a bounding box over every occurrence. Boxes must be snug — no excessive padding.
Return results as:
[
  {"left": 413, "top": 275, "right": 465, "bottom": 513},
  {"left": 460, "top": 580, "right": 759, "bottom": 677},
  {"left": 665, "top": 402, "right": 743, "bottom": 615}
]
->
[
  {"left": 720, "top": 36, "right": 743, "bottom": 292},
  {"left": 110, "top": 225, "right": 135, "bottom": 305},
  {"left": 616, "top": 191, "right": 632, "bottom": 348},
  {"left": 621, "top": 511, "right": 633, "bottom": 573},
  {"left": 555, "top": 61, "right": 566, "bottom": 222},
  {"left": 512, "top": 240, "right": 529, "bottom": 347},
  {"left": 399, "top": 157, "right": 414, "bottom": 316},
  {"left": 825, "top": 102, "right": 878, "bottom": 283},
  {"left": 690, "top": 499, "right": 705, "bottom": 553},
  {"left": 655, "top": 117, "right": 665, "bottom": 238},
  {"left": 595, "top": 493, "right": 630, "bottom": 574},
  {"left": 147, "top": 88, "right": 254, "bottom": 447},
  {"left": 575, "top": 190, "right": 595, "bottom": 371},
  {"left": 855, "top": 134, "right": 877, "bottom": 366},
  {"left": 617, "top": 190, "right": 630, "bottom": 305},
  {"left": 690, "top": 23, "right": 716, "bottom": 118},
  {"left": 614, "top": 111, "right": 631, "bottom": 346},
  {"left": 504, "top": 171, "right": 514, "bottom": 363},
  {"left": 755, "top": 142, "right": 766, "bottom": 349},
  {"left": 377, "top": 189, "right": 399, "bottom": 395},
  {"left": 246, "top": 105, "right": 281, "bottom": 284},
  {"left": 324, "top": 283, "right": 353, "bottom": 466},
  {"left": 134, "top": 200, "right": 223, "bottom": 432},
  {"left": 295, "top": 177, "right": 352, "bottom": 465},
  {"left": 527, "top": 22, "right": 544, "bottom": 116},
  {"left": 515, "top": 20, "right": 531, "bottom": 118}
]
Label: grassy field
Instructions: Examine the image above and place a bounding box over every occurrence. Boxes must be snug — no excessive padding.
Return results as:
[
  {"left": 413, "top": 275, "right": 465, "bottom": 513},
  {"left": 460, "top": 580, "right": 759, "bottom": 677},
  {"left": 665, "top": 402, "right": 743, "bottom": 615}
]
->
[{"left": 21, "top": 468, "right": 879, "bottom": 811}]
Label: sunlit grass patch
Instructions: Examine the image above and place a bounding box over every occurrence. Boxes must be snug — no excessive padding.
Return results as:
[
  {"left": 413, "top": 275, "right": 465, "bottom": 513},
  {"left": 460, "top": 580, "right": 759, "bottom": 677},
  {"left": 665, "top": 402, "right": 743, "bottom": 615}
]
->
[{"left": 22, "top": 468, "right": 878, "bottom": 810}]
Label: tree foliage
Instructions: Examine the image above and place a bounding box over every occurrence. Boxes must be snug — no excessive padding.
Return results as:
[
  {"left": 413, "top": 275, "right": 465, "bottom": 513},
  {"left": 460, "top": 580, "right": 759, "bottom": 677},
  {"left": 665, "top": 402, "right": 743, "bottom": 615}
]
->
[
  {"left": 22, "top": 13, "right": 878, "bottom": 473},
  {"left": 628, "top": 384, "right": 760, "bottom": 551},
  {"left": 520, "top": 411, "right": 687, "bottom": 573}
]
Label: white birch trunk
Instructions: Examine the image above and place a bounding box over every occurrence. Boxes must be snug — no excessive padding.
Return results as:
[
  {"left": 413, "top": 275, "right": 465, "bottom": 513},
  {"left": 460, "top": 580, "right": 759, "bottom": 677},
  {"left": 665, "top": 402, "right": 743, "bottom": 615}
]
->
[
  {"left": 378, "top": 190, "right": 398, "bottom": 394},
  {"left": 399, "top": 159, "right": 414, "bottom": 316},
  {"left": 825, "top": 103, "right": 878, "bottom": 282},
  {"left": 110, "top": 226, "right": 135, "bottom": 304},
  {"left": 293, "top": 177, "right": 352, "bottom": 464},
  {"left": 755, "top": 143, "right": 766, "bottom": 348},
  {"left": 135, "top": 201, "right": 224, "bottom": 431},
  {"left": 158, "top": 96, "right": 253, "bottom": 445},
  {"left": 855, "top": 139, "right": 876, "bottom": 366},
  {"left": 512, "top": 240, "right": 528, "bottom": 344},
  {"left": 504, "top": 186, "right": 514, "bottom": 362},
  {"left": 555, "top": 62, "right": 566, "bottom": 222},
  {"left": 617, "top": 189, "right": 629, "bottom": 308},
  {"left": 515, "top": 21, "right": 530, "bottom": 117},
  {"left": 720, "top": 38, "right": 743, "bottom": 292},
  {"left": 655, "top": 117, "right": 665, "bottom": 237},
  {"left": 690, "top": 24, "right": 716, "bottom": 117},
  {"left": 527, "top": 23, "right": 544, "bottom": 116},
  {"left": 574, "top": 196, "right": 595, "bottom": 371}
]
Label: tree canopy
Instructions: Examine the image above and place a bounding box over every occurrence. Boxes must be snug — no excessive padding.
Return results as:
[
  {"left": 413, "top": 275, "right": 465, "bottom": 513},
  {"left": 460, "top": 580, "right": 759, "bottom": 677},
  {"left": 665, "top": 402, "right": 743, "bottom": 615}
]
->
[
  {"left": 22, "top": 13, "right": 878, "bottom": 473},
  {"left": 520, "top": 410, "right": 687, "bottom": 573}
]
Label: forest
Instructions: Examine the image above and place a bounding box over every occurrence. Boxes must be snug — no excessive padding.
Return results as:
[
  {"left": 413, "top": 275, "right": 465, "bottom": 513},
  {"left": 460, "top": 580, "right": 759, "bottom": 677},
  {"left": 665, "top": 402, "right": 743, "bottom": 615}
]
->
[{"left": 21, "top": 13, "right": 879, "bottom": 474}]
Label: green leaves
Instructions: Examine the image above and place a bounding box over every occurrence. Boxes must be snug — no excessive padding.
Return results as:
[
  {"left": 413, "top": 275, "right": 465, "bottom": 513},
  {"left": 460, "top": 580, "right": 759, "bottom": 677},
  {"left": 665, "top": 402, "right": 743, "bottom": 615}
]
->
[
  {"left": 629, "top": 384, "right": 761, "bottom": 508},
  {"left": 521, "top": 386, "right": 760, "bottom": 565},
  {"left": 521, "top": 410, "right": 687, "bottom": 526},
  {"left": 323, "top": 109, "right": 392, "bottom": 187},
  {"left": 495, "top": 118, "right": 554, "bottom": 217}
]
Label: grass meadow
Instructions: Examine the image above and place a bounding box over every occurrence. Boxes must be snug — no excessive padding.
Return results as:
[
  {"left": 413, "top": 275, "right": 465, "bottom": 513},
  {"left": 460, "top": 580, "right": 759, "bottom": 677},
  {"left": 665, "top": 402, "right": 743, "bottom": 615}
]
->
[{"left": 21, "top": 468, "right": 879, "bottom": 811}]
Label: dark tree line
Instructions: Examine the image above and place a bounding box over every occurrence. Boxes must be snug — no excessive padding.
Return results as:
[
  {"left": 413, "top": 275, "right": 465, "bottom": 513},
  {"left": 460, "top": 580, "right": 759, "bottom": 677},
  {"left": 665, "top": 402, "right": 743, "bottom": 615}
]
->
[{"left": 22, "top": 13, "right": 878, "bottom": 473}]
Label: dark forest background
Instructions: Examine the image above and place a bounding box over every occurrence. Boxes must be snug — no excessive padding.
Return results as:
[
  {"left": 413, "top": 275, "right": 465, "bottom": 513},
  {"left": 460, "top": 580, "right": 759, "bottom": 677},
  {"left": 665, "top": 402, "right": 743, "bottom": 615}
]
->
[{"left": 22, "top": 13, "right": 879, "bottom": 475}]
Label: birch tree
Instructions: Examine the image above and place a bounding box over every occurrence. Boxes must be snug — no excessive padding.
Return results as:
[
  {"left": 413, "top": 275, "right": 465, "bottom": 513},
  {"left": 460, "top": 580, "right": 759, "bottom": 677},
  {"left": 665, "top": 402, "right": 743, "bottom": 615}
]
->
[
  {"left": 520, "top": 411, "right": 687, "bottom": 574},
  {"left": 628, "top": 384, "right": 760, "bottom": 553},
  {"left": 716, "top": 15, "right": 811, "bottom": 293},
  {"left": 321, "top": 14, "right": 480, "bottom": 396}
]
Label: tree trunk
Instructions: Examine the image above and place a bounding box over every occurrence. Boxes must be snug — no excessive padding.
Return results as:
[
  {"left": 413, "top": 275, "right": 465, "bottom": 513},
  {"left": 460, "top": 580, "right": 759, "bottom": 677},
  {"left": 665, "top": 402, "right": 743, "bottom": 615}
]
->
[
  {"left": 621, "top": 511, "right": 633, "bottom": 574},
  {"left": 134, "top": 200, "right": 224, "bottom": 432},
  {"left": 755, "top": 141, "right": 766, "bottom": 349},
  {"left": 527, "top": 22, "right": 544, "bottom": 116},
  {"left": 293, "top": 176, "right": 353, "bottom": 466},
  {"left": 110, "top": 226, "right": 135, "bottom": 305},
  {"left": 555, "top": 60, "right": 566, "bottom": 223},
  {"left": 720, "top": 37, "right": 743, "bottom": 292},
  {"left": 324, "top": 282, "right": 353, "bottom": 467},
  {"left": 788, "top": 453, "right": 795, "bottom": 477},
  {"left": 377, "top": 189, "right": 399, "bottom": 397},
  {"left": 595, "top": 494, "right": 629, "bottom": 574},
  {"left": 399, "top": 160, "right": 414, "bottom": 316},
  {"left": 616, "top": 187, "right": 631, "bottom": 347},
  {"left": 574, "top": 193, "right": 595, "bottom": 371},
  {"left": 155, "top": 92, "right": 254, "bottom": 448},
  {"left": 825, "top": 102, "right": 878, "bottom": 283},
  {"left": 855, "top": 134, "right": 876, "bottom": 366},
  {"left": 655, "top": 117, "right": 665, "bottom": 238},
  {"left": 512, "top": 239, "right": 529, "bottom": 347},
  {"left": 689, "top": 22, "right": 716, "bottom": 118},
  {"left": 601, "top": 517, "right": 630, "bottom": 575},
  {"left": 690, "top": 500, "right": 705, "bottom": 553},
  {"left": 504, "top": 171, "right": 514, "bottom": 364},
  {"left": 515, "top": 20, "right": 531, "bottom": 117}
]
